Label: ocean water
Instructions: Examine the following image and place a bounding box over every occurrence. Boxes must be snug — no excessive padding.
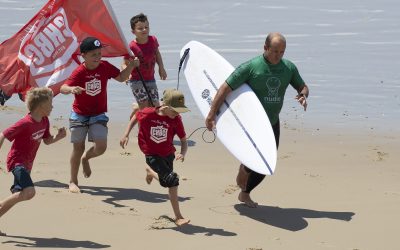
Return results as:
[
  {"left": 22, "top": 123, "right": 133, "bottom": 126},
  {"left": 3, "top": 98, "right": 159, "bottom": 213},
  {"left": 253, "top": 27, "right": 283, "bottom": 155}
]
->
[{"left": 1, "top": 0, "right": 399, "bottom": 133}]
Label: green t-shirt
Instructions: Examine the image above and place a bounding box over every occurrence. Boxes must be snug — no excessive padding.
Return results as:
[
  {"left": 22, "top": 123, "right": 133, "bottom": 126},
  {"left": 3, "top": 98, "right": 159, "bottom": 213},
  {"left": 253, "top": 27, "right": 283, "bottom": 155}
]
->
[{"left": 226, "top": 55, "right": 305, "bottom": 125}]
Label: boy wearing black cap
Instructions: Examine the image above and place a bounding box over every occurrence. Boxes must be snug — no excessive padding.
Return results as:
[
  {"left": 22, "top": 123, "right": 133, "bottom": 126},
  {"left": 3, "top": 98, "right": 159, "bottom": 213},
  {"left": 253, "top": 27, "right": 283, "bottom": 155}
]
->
[
  {"left": 60, "top": 37, "right": 139, "bottom": 193},
  {"left": 120, "top": 89, "right": 190, "bottom": 226}
]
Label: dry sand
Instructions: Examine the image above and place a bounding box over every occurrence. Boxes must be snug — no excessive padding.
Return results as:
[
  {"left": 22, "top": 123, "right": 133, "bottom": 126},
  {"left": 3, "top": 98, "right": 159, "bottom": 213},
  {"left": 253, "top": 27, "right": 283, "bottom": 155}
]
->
[{"left": 0, "top": 110, "right": 399, "bottom": 250}]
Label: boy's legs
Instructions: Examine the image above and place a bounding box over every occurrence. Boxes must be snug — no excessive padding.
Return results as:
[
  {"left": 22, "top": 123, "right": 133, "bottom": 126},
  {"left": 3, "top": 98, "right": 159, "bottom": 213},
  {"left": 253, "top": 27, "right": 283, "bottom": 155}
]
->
[
  {"left": 168, "top": 186, "right": 190, "bottom": 226},
  {"left": 69, "top": 125, "right": 88, "bottom": 193},
  {"left": 145, "top": 167, "right": 158, "bottom": 184},
  {"left": 81, "top": 123, "right": 108, "bottom": 178},
  {"left": 0, "top": 187, "right": 35, "bottom": 217},
  {"left": 145, "top": 155, "right": 189, "bottom": 226},
  {"left": 69, "top": 141, "right": 85, "bottom": 193},
  {"left": 0, "top": 166, "right": 35, "bottom": 218}
]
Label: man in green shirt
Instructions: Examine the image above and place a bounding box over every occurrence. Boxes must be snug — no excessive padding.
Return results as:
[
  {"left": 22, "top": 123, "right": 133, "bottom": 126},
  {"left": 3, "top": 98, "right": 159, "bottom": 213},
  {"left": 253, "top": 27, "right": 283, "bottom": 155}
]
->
[{"left": 206, "top": 32, "right": 309, "bottom": 208}]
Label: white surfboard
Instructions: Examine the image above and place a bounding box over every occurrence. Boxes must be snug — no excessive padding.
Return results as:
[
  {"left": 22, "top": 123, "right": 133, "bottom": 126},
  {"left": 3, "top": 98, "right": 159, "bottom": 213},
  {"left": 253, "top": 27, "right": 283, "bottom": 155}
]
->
[{"left": 180, "top": 41, "right": 277, "bottom": 175}]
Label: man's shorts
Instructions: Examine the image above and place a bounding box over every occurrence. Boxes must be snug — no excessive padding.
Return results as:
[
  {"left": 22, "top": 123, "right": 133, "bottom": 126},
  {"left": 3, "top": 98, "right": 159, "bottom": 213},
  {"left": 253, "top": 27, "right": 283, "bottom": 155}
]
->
[
  {"left": 69, "top": 112, "right": 108, "bottom": 143},
  {"left": 10, "top": 165, "right": 33, "bottom": 193},
  {"left": 128, "top": 80, "right": 159, "bottom": 104}
]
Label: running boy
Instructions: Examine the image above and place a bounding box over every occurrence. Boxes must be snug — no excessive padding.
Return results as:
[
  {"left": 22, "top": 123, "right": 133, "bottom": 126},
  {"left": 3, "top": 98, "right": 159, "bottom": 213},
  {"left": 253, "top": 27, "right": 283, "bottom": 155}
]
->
[
  {"left": 120, "top": 89, "right": 190, "bottom": 226},
  {"left": 60, "top": 37, "right": 139, "bottom": 193},
  {"left": 122, "top": 13, "right": 167, "bottom": 119},
  {"left": 0, "top": 87, "right": 66, "bottom": 235}
]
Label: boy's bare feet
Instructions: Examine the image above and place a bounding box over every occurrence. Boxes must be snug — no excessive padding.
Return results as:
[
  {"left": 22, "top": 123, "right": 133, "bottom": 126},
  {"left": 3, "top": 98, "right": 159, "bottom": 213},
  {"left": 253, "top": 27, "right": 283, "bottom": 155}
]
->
[
  {"left": 175, "top": 218, "right": 190, "bottom": 226},
  {"left": 145, "top": 168, "right": 153, "bottom": 184},
  {"left": 69, "top": 182, "right": 81, "bottom": 193},
  {"left": 81, "top": 156, "right": 91, "bottom": 178},
  {"left": 238, "top": 191, "right": 258, "bottom": 208},
  {"left": 236, "top": 164, "right": 249, "bottom": 190}
]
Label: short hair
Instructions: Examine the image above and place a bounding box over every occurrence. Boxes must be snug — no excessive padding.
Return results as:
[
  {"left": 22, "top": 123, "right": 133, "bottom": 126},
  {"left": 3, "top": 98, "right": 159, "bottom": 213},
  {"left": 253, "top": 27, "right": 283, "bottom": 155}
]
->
[
  {"left": 25, "top": 87, "right": 53, "bottom": 112},
  {"left": 130, "top": 13, "right": 148, "bottom": 30},
  {"left": 265, "top": 32, "right": 286, "bottom": 47}
]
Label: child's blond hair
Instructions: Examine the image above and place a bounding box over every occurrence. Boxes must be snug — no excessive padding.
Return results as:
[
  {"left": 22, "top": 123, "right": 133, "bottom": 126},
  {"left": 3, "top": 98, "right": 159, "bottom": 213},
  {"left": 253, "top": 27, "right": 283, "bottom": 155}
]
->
[{"left": 25, "top": 87, "right": 53, "bottom": 112}]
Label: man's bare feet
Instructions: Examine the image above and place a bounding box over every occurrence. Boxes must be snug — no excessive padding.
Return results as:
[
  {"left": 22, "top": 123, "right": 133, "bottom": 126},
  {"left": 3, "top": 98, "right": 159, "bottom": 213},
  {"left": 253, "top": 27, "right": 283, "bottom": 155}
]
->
[
  {"left": 236, "top": 165, "right": 249, "bottom": 190},
  {"left": 238, "top": 191, "right": 258, "bottom": 208},
  {"left": 81, "top": 156, "right": 91, "bottom": 178},
  {"left": 175, "top": 218, "right": 190, "bottom": 226},
  {"left": 69, "top": 182, "right": 81, "bottom": 193},
  {"left": 145, "top": 168, "right": 153, "bottom": 184}
]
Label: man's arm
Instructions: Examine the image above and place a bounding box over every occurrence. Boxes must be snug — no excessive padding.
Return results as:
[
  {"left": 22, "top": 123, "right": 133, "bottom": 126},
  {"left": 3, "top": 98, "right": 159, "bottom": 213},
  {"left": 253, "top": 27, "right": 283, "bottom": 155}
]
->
[{"left": 205, "top": 82, "right": 233, "bottom": 130}]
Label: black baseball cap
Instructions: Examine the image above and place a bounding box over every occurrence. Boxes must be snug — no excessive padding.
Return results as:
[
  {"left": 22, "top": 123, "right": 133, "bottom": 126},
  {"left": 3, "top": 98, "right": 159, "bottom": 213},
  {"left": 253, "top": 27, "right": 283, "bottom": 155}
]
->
[{"left": 80, "top": 37, "right": 103, "bottom": 53}]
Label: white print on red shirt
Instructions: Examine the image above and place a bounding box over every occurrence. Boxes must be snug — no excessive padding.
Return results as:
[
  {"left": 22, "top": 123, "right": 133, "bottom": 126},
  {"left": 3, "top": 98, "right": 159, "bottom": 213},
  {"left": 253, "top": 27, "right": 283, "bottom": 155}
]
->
[
  {"left": 32, "top": 129, "right": 46, "bottom": 141},
  {"left": 85, "top": 78, "right": 101, "bottom": 96},
  {"left": 150, "top": 125, "right": 168, "bottom": 143}
]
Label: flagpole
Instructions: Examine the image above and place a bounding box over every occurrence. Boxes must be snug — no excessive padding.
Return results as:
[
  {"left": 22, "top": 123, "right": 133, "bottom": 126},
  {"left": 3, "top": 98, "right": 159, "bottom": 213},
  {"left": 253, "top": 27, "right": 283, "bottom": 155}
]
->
[{"left": 102, "top": 0, "right": 154, "bottom": 107}]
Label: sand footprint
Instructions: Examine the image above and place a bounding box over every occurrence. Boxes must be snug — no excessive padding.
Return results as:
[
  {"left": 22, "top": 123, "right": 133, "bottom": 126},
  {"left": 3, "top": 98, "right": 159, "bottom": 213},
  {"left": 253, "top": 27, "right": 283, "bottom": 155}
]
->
[
  {"left": 149, "top": 215, "right": 175, "bottom": 230},
  {"left": 223, "top": 184, "right": 240, "bottom": 196}
]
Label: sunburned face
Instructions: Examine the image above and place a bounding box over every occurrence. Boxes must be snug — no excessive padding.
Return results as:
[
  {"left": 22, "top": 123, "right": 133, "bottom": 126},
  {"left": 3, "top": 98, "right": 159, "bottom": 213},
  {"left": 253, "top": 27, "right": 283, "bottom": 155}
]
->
[
  {"left": 133, "top": 21, "right": 150, "bottom": 42},
  {"left": 264, "top": 38, "right": 286, "bottom": 65},
  {"left": 82, "top": 48, "right": 102, "bottom": 70},
  {"left": 40, "top": 98, "right": 53, "bottom": 117}
]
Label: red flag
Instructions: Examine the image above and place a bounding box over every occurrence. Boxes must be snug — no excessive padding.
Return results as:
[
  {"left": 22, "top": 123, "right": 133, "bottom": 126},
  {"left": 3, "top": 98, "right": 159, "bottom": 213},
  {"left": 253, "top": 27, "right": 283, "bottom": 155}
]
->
[{"left": 0, "top": 0, "right": 130, "bottom": 98}]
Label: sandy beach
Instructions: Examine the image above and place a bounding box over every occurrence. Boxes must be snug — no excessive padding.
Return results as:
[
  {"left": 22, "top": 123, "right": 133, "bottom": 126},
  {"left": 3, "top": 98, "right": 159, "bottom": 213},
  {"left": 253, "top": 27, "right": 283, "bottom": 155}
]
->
[
  {"left": 1, "top": 0, "right": 399, "bottom": 249},
  {"left": 0, "top": 108, "right": 399, "bottom": 250}
]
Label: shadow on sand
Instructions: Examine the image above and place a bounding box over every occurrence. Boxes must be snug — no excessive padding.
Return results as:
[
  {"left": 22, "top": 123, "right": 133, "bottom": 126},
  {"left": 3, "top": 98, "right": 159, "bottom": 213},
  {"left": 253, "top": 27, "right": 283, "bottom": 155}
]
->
[
  {"left": 34, "top": 180, "right": 191, "bottom": 208},
  {"left": 234, "top": 204, "right": 355, "bottom": 231},
  {"left": 152, "top": 215, "right": 236, "bottom": 236},
  {"left": 1, "top": 234, "right": 110, "bottom": 248}
]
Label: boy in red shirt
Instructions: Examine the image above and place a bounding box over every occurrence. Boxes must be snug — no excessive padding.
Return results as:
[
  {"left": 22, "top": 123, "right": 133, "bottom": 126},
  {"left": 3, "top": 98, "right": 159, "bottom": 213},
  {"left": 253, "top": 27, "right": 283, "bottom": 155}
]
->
[
  {"left": 60, "top": 37, "right": 139, "bottom": 193},
  {"left": 0, "top": 87, "right": 66, "bottom": 235},
  {"left": 120, "top": 89, "right": 190, "bottom": 226},
  {"left": 122, "top": 13, "right": 167, "bottom": 119}
]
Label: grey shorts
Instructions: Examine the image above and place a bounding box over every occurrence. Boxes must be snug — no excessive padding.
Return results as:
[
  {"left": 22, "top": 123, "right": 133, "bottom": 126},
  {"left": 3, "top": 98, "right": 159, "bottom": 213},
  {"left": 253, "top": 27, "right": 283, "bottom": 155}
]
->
[
  {"left": 69, "top": 112, "right": 109, "bottom": 143},
  {"left": 128, "top": 80, "right": 159, "bottom": 104},
  {"left": 70, "top": 123, "right": 108, "bottom": 143}
]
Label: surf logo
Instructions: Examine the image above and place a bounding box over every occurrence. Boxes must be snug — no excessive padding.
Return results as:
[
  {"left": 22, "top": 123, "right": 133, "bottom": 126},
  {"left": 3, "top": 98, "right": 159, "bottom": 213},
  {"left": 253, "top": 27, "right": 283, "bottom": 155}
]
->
[
  {"left": 264, "top": 77, "right": 281, "bottom": 103},
  {"left": 201, "top": 89, "right": 213, "bottom": 106},
  {"left": 17, "top": 8, "right": 79, "bottom": 88},
  {"left": 85, "top": 78, "right": 101, "bottom": 96},
  {"left": 150, "top": 125, "right": 168, "bottom": 144}
]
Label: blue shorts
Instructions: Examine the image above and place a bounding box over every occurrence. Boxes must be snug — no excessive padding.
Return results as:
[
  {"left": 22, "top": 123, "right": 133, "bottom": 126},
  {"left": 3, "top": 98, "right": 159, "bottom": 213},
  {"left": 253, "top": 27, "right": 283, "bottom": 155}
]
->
[{"left": 10, "top": 166, "right": 33, "bottom": 193}]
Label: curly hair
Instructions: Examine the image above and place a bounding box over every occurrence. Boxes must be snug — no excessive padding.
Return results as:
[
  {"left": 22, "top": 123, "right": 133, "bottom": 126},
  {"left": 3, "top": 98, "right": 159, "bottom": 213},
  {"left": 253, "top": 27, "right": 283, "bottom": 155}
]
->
[{"left": 25, "top": 87, "right": 53, "bottom": 112}]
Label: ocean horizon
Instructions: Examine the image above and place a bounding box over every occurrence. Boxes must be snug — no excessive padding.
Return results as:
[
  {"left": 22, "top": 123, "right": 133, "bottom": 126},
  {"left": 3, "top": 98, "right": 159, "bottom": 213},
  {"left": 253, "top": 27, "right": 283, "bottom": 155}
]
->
[{"left": 1, "top": 0, "right": 399, "bottom": 134}]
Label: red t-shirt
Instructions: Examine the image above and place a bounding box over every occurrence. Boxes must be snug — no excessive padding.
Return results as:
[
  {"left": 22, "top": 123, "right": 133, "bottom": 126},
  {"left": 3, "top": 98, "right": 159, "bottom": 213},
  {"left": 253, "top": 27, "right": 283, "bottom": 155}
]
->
[
  {"left": 3, "top": 114, "right": 51, "bottom": 172},
  {"left": 126, "top": 36, "right": 159, "bottom": 81},
  {"left": 64, "top": 60, "right": 120, "bottom": 116},
  {"left": 137, "top": 107, "right": 186, "bottom": 157}
]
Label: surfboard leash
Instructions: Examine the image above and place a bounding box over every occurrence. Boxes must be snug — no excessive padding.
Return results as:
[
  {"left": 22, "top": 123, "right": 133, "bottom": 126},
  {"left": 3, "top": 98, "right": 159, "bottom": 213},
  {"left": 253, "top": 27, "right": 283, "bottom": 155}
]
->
[
  {"left": 186, "top": 126, "right": 216, "bottom": 143},
  {"left": 177, "top": 48, "right": 190, "bottom": 90}
]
